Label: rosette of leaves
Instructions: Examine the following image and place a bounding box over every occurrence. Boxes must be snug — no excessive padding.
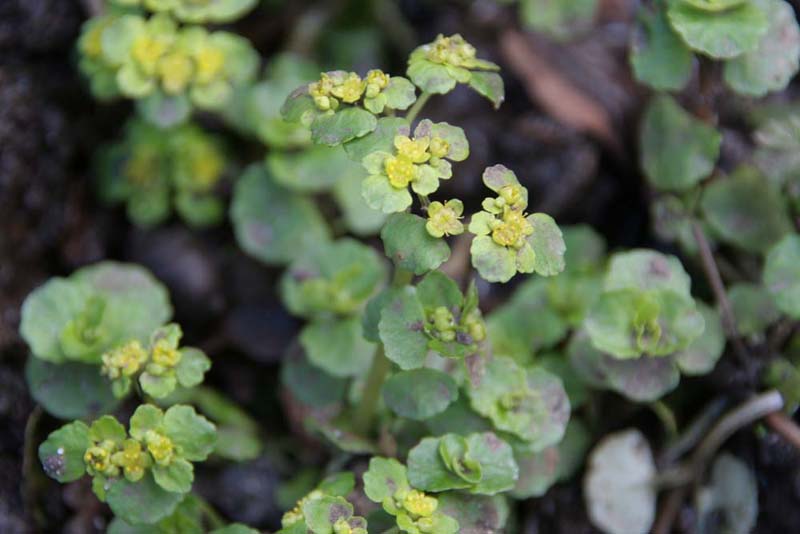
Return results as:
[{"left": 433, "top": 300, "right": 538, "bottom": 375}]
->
[
  {"left": 82, "top": 13, "right": 257, "bottom": 122},
  {"left": 278, "top": 473, "right": 367, "bottom": 534},
  {"left": 377, "top": 271, "right": 487, "bottom": 370},
  {"left": 361, "top": 119, "right": 469, "bottom": 213},
  {"left": 407, "top": 34, "right": 504, "bottom": 108},
  {"left": 585, "top": 250, "right": 705, "bottom": 359},
  {"left": 487, "top": 225, "right": 606, "bottom": 362},
  {"left": 666, "top": 0, "right": 769, "bottom": 59},
  {"left": 101, "top": 323, "right": 211, "bottom": 399},
  {"left": 78, "top": 12, "right": 127, "bottom": 100},
  {"left": 97, "top": 118, "right": 227, "bottom": 228},
  {"left": 570, "top": 311, "right": 725, "bottom": 402},
  {"left": 363, "top": 457, "right": 459, "bottom": 534},
  {"left": 38, "top": 404, "right": 216, "bottom": 525},
  {"left": 281, "top": 69, "right": 416, "bottom": 147},
  {"left": 280, "top": 239, "right": 386, "bottom": 377},
  {"left": 112, "top": 0, "right": 257, "bottom": 23},
  {"left": 468, "top": 164, "right": 566, "bottom": 283},
  {"left": 21, "top": 262, "right": 172, "bottom": 366},
  {"left": 631, "top": 0, "right": 799, "bottom": 97},
  {"left": 406, "top": 432, "right": 519, "bottom": 495},
  {"left": 468, "top": 356, "right": 571, "bottom": 451}
]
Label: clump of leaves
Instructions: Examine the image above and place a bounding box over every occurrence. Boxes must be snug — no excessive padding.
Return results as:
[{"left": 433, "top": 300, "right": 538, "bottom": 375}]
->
[
  {"left": 97, "top": 118, "right": 228, "bottom": 228},
  {"left": 39, "top": 404, "right": 216, "bottom": 524},
  {"left": 630, "top": 0, "right": 800, "bottom": 96},
  {"left": 77, "top": 10, "right": 258, "bottom": 123}
]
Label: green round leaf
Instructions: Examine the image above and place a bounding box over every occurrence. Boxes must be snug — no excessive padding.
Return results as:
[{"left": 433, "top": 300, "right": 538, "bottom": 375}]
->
[
  {"left": 106, "top": 472, "right": 184, "bottom": 525},
  {"left": 343, "top": 117, "right": 409, "bottom": 163},
  {"left": 640, "top": 95, "right": 721, "bottom": 192},
  {"left": 674, "top": 302, "right": 725, "bottom": 375},
  {"left": 407, "top": 59, "right": 458, "bottom": 95},
  {"left": 267, "top": 144, "right": 361, "bottom": 193},
  {"left": 310, "top": 107, "right": 378, "bottom": 146},
  {"left": 468, "top": 71, "right": 505, "bottom": 109},
  {"left": 667, "top": 1, "right": 769, "bottom": 59},
  {"left": 363, "top": 457, "right": 410, "bottom": 503},
  {"left": 764, "top": 233, "right": 800, "bottom": 318},
  {"left": 723, "top": 0, "right": 800, "bottom": 97},
  {"left": 26, "top": 358, "right": 119, "bottom": 420},
  {"left": 175, "top": 348, "right": 211, "bottom": 389},
  {"left": 604, "top": 249, "right": 692, "bottom": 297},
  {"left": 163, "top": 405, "right": 217, "bottom": 462},
  {"left": 527, "top": 213, "right": 567, "bottom": 276},
  {"left": 727, "top": 282, "right": 781, "bottom": 336},
  {"left": 382, "top": 369, "right": 459, "bottom": 420},
  {"left": 378, "top": 287, "right": 429, "bottom": 370},
  {"left": 470, "top": 235, "right": 517, "bottom": 283},
  {"left": 38, "top": 421, "right": 90, "bottom": 483},
  {"left": 701, "top": 168, "right": 792, "bottom": 253},
  {"left": 630, "top": 5, "right": 694, "bottom": 91},
  {"left": 437, "top": 493, "right": 509, "bottom": 534},
  {"left": 381, "top": 213, "right": 451, "bottom": 275},
  {"left": 300, "top": 317, "right": 375, "bottom": 377},
  {"left": 152, "top": 458, "right": 194, "bottom": 494},
  {"left": 231, "top": 164, "right": 330, "bottom": 265},
  {"left": 584, "top": 429, "right": 656, "bottom": 534}
]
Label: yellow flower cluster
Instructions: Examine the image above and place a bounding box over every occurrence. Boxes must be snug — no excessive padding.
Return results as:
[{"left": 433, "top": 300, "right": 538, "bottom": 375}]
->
[
  {"left": 426, "top": 305, "right": 486, "bottom": 344},
  {"left": 101, "top": 340, "right": 148, "bottom": 380},
  {"left": 483, "top": 184, "right": 534, "bottom": 249},
  {"left": 130, "top": 26, "right": 226, "bottom": 96},
  {"left": 392, "top": 488, "right": 441, "bottom": 534},
  {"left": 385, "top": 134, "right": 450, "bottom": 189},
  {"left": 84, "top": 437, "right": 150, "bottom": 482},
  {"left": 425, "top": 200, "right": 464, "bottom": 238},
  {"left": 425, "top": 34, "right": 477, "bottom": 67},
  {"left": 309, "top": 69, "right": 390, "bottom": 111}
]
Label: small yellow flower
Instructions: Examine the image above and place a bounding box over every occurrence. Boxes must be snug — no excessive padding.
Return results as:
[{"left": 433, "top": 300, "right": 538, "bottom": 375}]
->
[
  {"left": 331, "top": 72, "right": 365, "bottom": 104},
  {"left": 111, "top": 439, "right": 149, "bottom": 482},
  {"left": 151, "top": 338, "right": 181, "bottom": 368},
  {"left": 101, "top": 340, "right": 148, "bottom": 379},
  {"left": 464, "top": 310, "right": 486, "bottom": 342},
  {"left": 394, "top": 135, "right": 431, "bottom": 164},
  {"left": 426, "top": 200, "right": 464, "bottom": 238},
  {"left": 429, "top": 136, "right": 450, "bottom": 159},
  {"left": 84, "top": 445, "right": 111, "bottom": 474},
  {"left": 497, "top": 184, "right": 526, "bottom": 210},
  {"left": 132, "top": 35, "right": 170, "bottom": 75},
  {"left": 158, "top": 52, "right": 194, "bottom": 94},
  {"left": 385, "top": 156, "right": 418, "bottom": 188},
  {"left": 426, "top": 34, "right": 477, "bottom": 67},
  {"left": 402, "top": 489, "right": 438, "bottom": 518},
  {"left": 490, "top": 209, "right": 533, "bottom": 249},
  {"left": 145, "top": 430, "right": 175, "bottom": 466},
  {"left": 193, "top": 44, "right": 225, "bottom": 85},
  {"left": 365, "top": 69, "right": 390, "bottom": 98}
]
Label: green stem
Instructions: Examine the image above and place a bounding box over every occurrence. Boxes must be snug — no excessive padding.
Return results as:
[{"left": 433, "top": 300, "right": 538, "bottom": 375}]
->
[
  {"left": 197, "top": 495, "right": 226, "bottom": 530},
  {"left": 405, "top": 92, "right": 432, "bottom": 125},
  {"left": 650, "top": 400, "right": 678, "bottom": 440},
  {"left": 353, "top": 345, "right": 392, "bottom": 436}
]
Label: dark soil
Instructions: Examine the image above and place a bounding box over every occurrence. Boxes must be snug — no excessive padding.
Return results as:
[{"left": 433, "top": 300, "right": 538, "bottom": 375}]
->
[{"left": 2, "top": 0, "right": 800, "bottom": 533}]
